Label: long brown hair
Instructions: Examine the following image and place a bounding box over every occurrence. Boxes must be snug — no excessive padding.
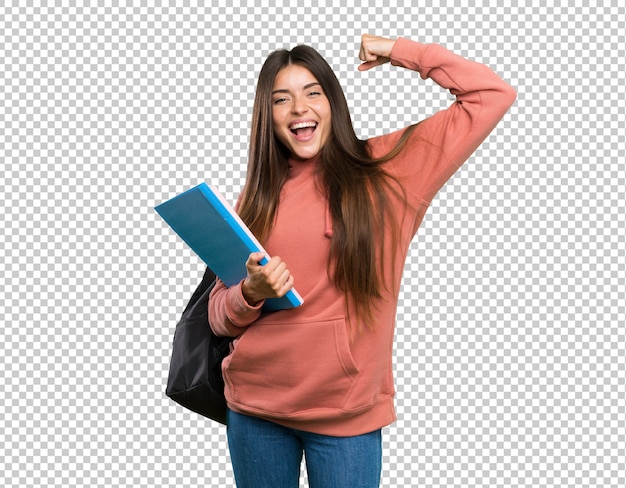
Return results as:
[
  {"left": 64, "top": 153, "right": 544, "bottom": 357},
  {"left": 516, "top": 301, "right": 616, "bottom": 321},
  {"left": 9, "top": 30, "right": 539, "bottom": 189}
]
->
[{"left": 238, "top": 45, "right": 418, "bottom": 326}]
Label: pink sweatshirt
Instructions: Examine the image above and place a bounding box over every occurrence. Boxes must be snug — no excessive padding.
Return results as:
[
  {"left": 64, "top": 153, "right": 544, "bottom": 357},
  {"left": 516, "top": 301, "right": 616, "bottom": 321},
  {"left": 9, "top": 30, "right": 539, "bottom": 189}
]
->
[{"left": 209, "top": 38, "right": 516, "bottom": 436}]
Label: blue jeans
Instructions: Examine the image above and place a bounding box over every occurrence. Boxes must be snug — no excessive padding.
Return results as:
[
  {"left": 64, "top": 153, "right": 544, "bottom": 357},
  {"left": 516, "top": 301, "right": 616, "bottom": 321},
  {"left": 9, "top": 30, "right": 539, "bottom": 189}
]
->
[{"left": 226, "top": 409, "right": 382, "bottom": 488}]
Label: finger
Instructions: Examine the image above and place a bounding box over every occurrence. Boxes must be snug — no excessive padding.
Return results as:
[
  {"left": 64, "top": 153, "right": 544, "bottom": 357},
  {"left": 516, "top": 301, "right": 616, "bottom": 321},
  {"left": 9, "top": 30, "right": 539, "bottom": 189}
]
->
[
  {"left": 274, "top": 273, "right": 295, "bottom": 297},
  {"left": 359, "top": 45, "right": 378, "bottom": 62},
  {"left": 260, "top": 267, "right": 290, "bottom": 297},
  {"left": 247, "top": 252, "right": 266, "bottom": 266},
  {"left": 359, "top": 33, "right": 377, "bottom": 61},
  {"left": 264, "top": 255, "right": 286, "bottom": 274},
  {"left": 358, "top": 56, "right": 390, "bottom": 71},
  {"left": 265, "top": 259, "right": 289, "bottom": 283},
  {"left": 360, "top": 33, "right": 374, "bottom": 55},
  {"left": 264, "top": 261, "right": 287, "bottom": 283}
]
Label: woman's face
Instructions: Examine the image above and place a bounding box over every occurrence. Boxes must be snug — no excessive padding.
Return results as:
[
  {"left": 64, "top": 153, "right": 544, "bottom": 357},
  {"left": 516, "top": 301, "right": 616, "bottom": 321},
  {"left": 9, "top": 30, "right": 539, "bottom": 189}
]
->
[{"left": 271, "top": 64, "right": 332, "bottom": 160}]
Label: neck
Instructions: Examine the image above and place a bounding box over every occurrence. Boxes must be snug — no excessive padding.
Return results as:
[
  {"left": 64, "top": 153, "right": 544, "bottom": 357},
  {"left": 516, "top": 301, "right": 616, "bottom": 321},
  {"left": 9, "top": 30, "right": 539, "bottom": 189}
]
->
[
  {"left": 288, "top": 153, "right": 320, "bottom": 177},
  {"left": 289, "top": 153, "right": 320, "bottom": 165}
]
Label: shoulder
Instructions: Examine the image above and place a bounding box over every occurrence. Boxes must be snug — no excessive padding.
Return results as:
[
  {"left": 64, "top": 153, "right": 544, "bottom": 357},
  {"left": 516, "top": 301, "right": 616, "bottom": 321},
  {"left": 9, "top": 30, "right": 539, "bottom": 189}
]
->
[{"left": 366, "top": 125, "right": 416, "bottom": 159}]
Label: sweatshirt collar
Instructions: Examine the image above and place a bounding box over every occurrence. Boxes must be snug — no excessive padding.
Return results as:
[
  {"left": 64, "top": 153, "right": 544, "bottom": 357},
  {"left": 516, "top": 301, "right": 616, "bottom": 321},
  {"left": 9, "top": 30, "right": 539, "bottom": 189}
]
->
[{"left": 287, "top": 154, "right": 320, "bottom": 175}]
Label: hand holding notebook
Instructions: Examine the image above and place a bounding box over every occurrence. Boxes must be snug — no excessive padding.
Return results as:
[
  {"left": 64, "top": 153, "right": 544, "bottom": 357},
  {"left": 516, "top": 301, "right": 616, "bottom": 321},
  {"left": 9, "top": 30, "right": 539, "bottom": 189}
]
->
[{"left": 155, "top": 183, "right": 304, "bottom": 312}]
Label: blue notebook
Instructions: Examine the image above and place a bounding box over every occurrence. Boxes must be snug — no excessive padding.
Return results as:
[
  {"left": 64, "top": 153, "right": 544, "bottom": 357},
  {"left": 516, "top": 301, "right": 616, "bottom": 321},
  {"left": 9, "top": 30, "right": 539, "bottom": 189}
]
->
[{"left": 155, "top": 183, "right": 304, "bottom": 312}]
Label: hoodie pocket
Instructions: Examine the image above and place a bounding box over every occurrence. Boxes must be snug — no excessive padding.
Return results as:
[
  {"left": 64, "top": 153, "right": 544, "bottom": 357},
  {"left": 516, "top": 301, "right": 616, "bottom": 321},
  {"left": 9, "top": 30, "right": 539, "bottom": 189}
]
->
[{"left": 224, "top": 316, "right": 362, "bottom": 416}]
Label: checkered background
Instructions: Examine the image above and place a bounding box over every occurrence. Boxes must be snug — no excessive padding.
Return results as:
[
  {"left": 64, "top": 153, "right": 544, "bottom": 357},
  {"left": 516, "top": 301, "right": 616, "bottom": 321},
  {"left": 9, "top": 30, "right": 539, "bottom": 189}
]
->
[{"left": 1, "top": 2, "right": 624, "bottom": 487}]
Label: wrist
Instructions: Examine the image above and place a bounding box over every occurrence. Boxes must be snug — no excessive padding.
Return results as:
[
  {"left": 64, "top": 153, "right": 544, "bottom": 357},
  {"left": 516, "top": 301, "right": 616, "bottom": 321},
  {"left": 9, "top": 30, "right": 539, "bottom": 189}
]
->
[
  {"left": 241, "top": 279, "right": 263, "bottom": 306},
  {"left": 384, "top": 38, "right": 397, "bottom": 58}
]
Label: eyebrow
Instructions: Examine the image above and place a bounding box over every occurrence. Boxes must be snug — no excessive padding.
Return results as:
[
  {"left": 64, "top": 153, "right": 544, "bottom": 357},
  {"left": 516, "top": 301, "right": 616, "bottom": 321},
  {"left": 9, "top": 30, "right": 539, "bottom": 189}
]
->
[{"left": 272, "top": 82, "right": 321, "bottom": 95}]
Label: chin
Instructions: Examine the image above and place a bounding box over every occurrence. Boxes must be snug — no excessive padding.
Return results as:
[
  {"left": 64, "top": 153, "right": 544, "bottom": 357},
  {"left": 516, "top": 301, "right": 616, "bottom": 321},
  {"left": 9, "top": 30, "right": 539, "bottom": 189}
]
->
[{"left": 290, "top": 145, "right": 321, "bottom": 160}]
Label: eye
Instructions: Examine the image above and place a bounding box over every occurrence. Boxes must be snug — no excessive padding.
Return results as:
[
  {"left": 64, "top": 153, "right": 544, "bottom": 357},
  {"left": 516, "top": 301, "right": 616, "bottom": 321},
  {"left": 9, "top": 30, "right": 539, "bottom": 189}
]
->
[{"left": 273, "top": 97, "right": 288, "bottom": 105}]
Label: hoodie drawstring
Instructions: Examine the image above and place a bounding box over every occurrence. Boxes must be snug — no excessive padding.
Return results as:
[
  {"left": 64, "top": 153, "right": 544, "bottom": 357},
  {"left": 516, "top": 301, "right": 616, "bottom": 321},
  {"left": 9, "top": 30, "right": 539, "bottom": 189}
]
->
[{"left": 324, "top": 203, "right": 334, "bottom": 238}]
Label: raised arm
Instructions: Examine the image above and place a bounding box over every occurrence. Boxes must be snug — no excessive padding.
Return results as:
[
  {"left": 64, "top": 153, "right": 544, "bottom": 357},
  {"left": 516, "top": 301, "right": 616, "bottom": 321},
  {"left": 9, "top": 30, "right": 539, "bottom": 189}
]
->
[{"left": 362, "top": 34, "right": 517, "bottom": 203}]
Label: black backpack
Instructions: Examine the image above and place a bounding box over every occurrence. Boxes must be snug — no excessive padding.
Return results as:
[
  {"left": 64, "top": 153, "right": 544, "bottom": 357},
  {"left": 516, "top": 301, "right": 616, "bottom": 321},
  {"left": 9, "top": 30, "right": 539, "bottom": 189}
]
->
[{"left": 165, "top": 267, "right": 231, "bottom": 424}]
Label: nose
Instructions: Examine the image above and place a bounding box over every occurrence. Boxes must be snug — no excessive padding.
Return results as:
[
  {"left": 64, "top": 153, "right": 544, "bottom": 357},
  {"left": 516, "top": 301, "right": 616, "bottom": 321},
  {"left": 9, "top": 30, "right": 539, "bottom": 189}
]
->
[{"left": 291, "top": 95, "right": 308, "bottom": 114}]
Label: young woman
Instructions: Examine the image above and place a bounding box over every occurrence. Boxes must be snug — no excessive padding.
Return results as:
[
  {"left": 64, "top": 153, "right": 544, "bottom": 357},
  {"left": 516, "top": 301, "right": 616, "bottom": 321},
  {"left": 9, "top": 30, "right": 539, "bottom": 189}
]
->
[{"left": 209, "top": 33, "right": 516, "bottom": 488}]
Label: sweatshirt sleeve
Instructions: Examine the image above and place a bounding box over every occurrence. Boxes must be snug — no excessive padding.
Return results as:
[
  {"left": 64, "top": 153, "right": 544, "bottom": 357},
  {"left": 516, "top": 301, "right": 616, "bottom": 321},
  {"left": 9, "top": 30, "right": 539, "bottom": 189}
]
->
[
  {"left": 383, "top": 38, "right": 517, "bottom": 203},
  {"left": 208, "top": 277, "right": 265, "bottom": 337}
]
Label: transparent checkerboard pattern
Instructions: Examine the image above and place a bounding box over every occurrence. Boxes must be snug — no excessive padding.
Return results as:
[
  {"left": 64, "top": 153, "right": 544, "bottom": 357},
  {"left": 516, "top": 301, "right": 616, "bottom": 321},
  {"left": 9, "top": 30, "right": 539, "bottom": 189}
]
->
[{"left": 1, "top": 3, "right": 624, "bottom": 488}]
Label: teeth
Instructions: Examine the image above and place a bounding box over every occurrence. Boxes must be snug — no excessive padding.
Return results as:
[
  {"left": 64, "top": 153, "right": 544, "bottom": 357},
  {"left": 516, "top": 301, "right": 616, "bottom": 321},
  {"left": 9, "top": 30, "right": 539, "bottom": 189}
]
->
[{"left": 290, "top": 121, "right": 317, "bottom": 130}]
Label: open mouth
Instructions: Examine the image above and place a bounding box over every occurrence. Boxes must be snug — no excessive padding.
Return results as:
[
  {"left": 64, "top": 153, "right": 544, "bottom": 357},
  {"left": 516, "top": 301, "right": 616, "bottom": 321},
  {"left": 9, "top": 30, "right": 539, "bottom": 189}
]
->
[{"left": 289, "top": 121, "right": 318, "bottom": 139}]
